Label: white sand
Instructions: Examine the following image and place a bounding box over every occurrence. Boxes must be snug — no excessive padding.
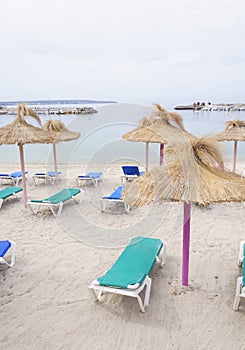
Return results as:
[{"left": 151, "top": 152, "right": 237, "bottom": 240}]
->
[{"left": 0, "top": 161, "right": 245, "bottom": 350}]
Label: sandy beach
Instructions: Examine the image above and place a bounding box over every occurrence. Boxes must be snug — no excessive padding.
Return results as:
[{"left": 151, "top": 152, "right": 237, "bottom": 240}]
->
[{"left": 0, "top": 161, "right": 245, "bottom": 350}]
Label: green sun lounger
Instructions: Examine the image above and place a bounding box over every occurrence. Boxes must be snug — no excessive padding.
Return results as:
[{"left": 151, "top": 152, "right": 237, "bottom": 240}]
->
[
  {"left": 233, "top": 241, "right": 245, "bottom": 311},
  {"left": 27, "top": 188, "right": 82, "bottom": 217},
  {"left": 0, "top": 187, "right": 23, "bottom": 209},
  {"left": 88, "top": 236, "right": 167, "bottom": 312}
]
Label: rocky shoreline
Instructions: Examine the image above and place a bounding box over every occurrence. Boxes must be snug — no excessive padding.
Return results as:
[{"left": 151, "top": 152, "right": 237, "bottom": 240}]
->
[{"left": 0, "top": 106, "right": 98, "bottom": 116}]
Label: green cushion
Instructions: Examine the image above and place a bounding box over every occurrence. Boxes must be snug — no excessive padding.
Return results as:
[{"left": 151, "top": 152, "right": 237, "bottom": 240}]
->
[
  {"left": 97, "top": 236, "right": 163, "bottom": 288},
  {"left": 243, "top": 244, "right": 245, "bottom": 287},
  {"left": 0, "top": 187, "right": 23, "bottom": 199},
  {"left": 31, "top": 188, "right": 80, "bottom": 204}
]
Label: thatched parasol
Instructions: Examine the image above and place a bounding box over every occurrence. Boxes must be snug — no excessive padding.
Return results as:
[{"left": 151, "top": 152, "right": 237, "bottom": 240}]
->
[
  {"left": 123, "top": 136, "right": 245, "bottom": 286},
  {"left": 43, "top": 120, "right": 80, "bottom": 181},
  {"left": 214, "top": 120, "right": 245, "bottom": 172},
  {"left": 122, "top": 104, "right": 185, "bottom": 171},
  {"left": 0, "top": 103, "right": 54, "bottom": 206}
]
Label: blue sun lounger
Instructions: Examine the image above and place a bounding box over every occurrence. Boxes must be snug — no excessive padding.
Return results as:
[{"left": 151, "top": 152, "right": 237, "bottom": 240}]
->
[
  {"left": 0, "top": 171, "right": 28, "bottom": 186},
  {"left": 76, "top": 172, "right": 103, "bottom": 187},
  {"left": 88, "top": 236, "right": 167, "bottom": 312},
  {"left": 0, "top": 240, "right": 16, "bottom": 267},
  {"left": 27, "top": 188, "right": 82, "bottom": 217},
  {"left": 121, "top": 166, "right": 145, "bottom": 183},
  {"left": 33, "top": 171, "right": 62, "bottom": 185},
  {"left": 0, "top": 187, "right": 23, "bottom": 209},
  {"left": 101, "top": 185, "right": 130, "bottom": 213},
  {"left": 233, "top": 241, "right": 245, "bottom": 311}
]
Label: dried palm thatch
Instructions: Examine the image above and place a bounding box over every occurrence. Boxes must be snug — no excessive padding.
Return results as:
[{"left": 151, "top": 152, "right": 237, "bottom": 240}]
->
[
  {"left": 123, "top": 136, "right": 245, "bottom": 207},
  {"left": 43, "top": 120, "right": 80, "bottom": 143},
  {"left": 166, "top": 135, "right": 224, "bottom": 169},
  {"left": 122, "top": 104, "right": 185, "bottom": 144},
  {"left": 0, "top": 103, "right": 54, "bottom": 145},
  {"left": 214, "top": 120, "right": 245, "bottom": 141}
]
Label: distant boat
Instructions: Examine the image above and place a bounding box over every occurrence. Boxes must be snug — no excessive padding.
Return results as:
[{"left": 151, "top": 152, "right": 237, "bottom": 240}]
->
[{"left": 174, "top": 105, "right": 202, "bottom": 111}]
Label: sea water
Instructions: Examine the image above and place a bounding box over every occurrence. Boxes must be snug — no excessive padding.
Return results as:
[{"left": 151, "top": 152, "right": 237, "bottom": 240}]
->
[{"left": 0, "top": 102, "right": 245, "bottom": 166}]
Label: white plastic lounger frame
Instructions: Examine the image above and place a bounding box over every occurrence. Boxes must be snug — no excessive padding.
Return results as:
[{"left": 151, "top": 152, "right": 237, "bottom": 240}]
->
[
  {"left": 27, "top": 192, "right": 82, "bottom": 217},
  {"left": 76, "top": 173, "right": 103, "bottom": 188},
  {"left": 0, "top": 172, "right": 28, "bottom": 186},
  {"left": 32, "top": 172, "right": 62, "bottom": 185},
  {"left": 0, "top": 191, "right": 22, "bottom": 209},
  {"left": 238, "top": 240, "right": 245, "bottom": 267},
  {"left": 233, "top": 277, "right": 245, "bottom": 311},
  {"left": 101, "top": 197, "right": 131, "bottom": 213},
  {"left": 233, "top": 240, "right": 245, "bottom": 311},
  {"left": 88, "top": 239, "right": 167, "bottom": 312},
  {"left": 0, "top": 240, "right": 16, "bottom": 268}
]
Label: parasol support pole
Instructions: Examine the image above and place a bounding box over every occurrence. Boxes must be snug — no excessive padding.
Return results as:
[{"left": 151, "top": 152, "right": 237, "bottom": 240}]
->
[
  {"left": 233, "top": 140, "right": 237, "bottom": 172},
  {"left": 19, "top": 144, "right": 28, "bottom": 208},
  {"left": 182, "top": 201, "right": 191, "bottom": 286},
  {"left": 146, "top": 142, "right": 149, "bottom": 172},
  {"left": 160, "top": 144, "right": 164, "bottom": 166},
  {"left": 53, "top": 143, "right": 59, "bottom": 183}
]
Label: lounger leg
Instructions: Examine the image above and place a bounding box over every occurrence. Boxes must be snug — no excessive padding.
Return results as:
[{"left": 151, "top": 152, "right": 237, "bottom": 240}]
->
[
  {"left": 144, "top": 276, "right": 152, "bottom": 308},
  {"left": 101, "top": 201, "right": 107, "bottom": 212},
  {"left": 238, "top": 241, "right": 245, "bottom": 267},
  {"left": 88, "top": 288, "right": 99, "bottom": 302},
  {"left": 49, "top": 203, "right": 63, "bottom": 217},
  {"left": 124, "top": 203, "right": 131, "bottom": 213},
  {"left": 15, "top": 178, "right": 20, "bottom": 186},
  {"left": 136, "top": 295, "right": 145, "bottom": 313},
  {"left": 28, "top": 204, "right": 41, "bottom": 215},
  {"left": 8, "top": 241, "right": 16, "bottom": 267},
  {"left": 0, "top": 199, "right": 3, "bottom": 209},
  {"left": 233, "top": 277, "right": 242, "bottom": 311}
]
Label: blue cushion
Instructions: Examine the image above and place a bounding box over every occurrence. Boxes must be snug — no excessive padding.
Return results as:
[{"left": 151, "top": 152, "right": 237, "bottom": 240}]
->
[
  {"left": 11, "top": 171, "right": 28, "bottom": 178},
  {"left": 0, "top": 240, "right": 11, "bottom": 258},
  {"left": 78, "top": 172, "right": 102, "bottom": 179},
  {"left": 103, "top": 186, "right": 123, "bottom": 200}
]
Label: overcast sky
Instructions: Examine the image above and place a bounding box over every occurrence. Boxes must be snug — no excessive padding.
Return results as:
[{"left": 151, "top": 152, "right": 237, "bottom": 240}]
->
[{"left": 1, "top": 0, "right": 245, "bottom": 106}]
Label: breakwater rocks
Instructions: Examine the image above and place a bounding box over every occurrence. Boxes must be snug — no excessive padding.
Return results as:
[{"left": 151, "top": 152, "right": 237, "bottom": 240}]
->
[{"left": 0, "top": 106, "right": 98, "bottom": 116}]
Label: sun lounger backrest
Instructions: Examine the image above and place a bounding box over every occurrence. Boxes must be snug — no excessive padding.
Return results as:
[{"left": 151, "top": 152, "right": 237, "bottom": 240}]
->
[
  {"left": 0, "top": 240, "right": 11, "bottom": 258},
  {"left": 11, "top": 171, "right": 28, "bottom": 178},
  {"left": 103, "top": 186, "right": 123, "bottom": 200},
  {"left": 97, "top": 236, "right": 163, "bottom": 288},
  {"left": 122, "top": 166, "right": 140, "bottom": 176},
  {"left": 85, "top": 172, "right": 103, "bottom": 179},
  {"left": 0, "top": 187, "right": 23, "bottom": 199},
  {"left": 44, "top": 188, "right": 81, "bottom": 204}
]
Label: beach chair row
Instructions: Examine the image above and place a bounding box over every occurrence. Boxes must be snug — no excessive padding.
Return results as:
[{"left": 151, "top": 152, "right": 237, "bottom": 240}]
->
[
  {"left": 2, "top": 238, "right": 245, "bottom": 313},
  {"left": 0, "top": 185, "right": 129, "bottom": 217},
  {"left": 0, "top": 165, "right": 145, "bottom": 187}
]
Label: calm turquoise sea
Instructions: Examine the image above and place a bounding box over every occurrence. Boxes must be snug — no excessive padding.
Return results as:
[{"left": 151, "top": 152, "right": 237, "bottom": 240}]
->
[{"left": 1, "top": 102, "right": 245, "bottom": 166}]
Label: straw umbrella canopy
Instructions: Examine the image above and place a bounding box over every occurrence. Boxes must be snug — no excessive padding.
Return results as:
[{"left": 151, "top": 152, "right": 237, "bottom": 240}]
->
[
  {"left": 43, "top": 120, "right": 80, "bottom": 181},
  {"left": 123, "top": 136, "right": 245, "bottom": 286},
  {"left": 214, "top": 120, "right": 245, "bottom": 172},
  {"left": 0, "top": 103, "right": 55, "bottom": 207},
  {"left": 122, "top": 104, "right": 185, "bottom": 171}
]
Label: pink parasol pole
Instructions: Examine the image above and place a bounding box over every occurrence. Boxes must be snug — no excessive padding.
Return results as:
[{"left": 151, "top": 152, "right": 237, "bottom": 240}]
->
[
  {"left": 18, "top": 144, "right": 28, "bottom": 208},
  {"left": 145, "top": 142, "right": 149, "bottom": 172},
  {"left": 160, "top": 144, "right": 164, "bottom": 165},
  {"left": 52, "top": 143, "right": 59, "bottom": 183},
  {"left": 233, "top": 140, "right": 237, "bottom": 172},
  {"left": 182, "top": 201, "right": 191, "bottom": 286}
]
